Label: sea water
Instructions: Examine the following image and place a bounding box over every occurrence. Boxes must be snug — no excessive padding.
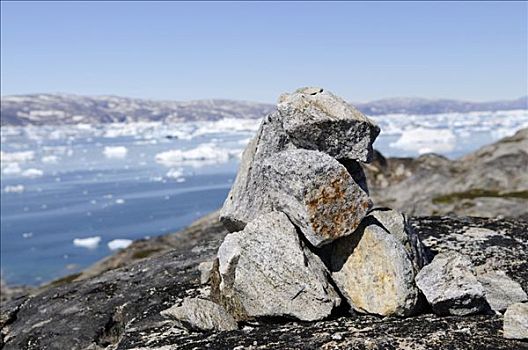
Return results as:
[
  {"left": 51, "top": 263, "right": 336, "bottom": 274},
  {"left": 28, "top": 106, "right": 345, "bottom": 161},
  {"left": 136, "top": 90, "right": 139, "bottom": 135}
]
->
[{"left": 1, "top": 110, "right": 527, "bottom": 285}]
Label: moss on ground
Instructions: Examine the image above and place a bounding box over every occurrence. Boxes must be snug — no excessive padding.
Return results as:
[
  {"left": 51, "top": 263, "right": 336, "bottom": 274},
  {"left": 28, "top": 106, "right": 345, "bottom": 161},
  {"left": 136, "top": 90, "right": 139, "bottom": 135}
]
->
[
  {"left": 131, "top": 248, "right": 162, "bottom": 260},
  {"left": 433, "top": 189, "right": 528, "bottom": 204},
  {"left": 49, "top": 273, "right": 82, "bottom": 287}
]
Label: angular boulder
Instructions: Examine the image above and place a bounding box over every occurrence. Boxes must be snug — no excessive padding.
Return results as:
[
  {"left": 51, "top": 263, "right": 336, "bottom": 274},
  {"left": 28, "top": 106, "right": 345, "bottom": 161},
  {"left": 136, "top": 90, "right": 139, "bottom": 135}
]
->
[
  {"left": 503, "top": 302, "right": 528, "bottom": 340},
  {"left": 212, "top": 212, "right": 341, "bottom": 321},
  {"left": 262, "top": 149, "right": 371, "bottom": 247},
  {"left": 329, "top": 223, "right": 421, "bottom": 316},
  {"left": 369, "top": 208, "right": 427, "bottom": 269},
  {"left": 219, "top": 112, "right": 294, "bottom": 232},
  {"left": 161, "top": 297, "right": 238, "bottom": 332},
  {"left": 476, "top": 270, "right": 527, "bottom": 312},
  {"left": 415, "top": 251, "right": 489, "bottom": 316},
  {"left": 278, "top": 87, "right": 380, "bottom": 162}
]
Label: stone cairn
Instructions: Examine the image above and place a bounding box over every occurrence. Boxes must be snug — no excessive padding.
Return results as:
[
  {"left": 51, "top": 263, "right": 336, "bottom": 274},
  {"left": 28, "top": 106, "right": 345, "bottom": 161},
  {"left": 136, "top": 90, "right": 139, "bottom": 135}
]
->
[{"left": 161, "top": 88, "right": 528, "bottom": 334}]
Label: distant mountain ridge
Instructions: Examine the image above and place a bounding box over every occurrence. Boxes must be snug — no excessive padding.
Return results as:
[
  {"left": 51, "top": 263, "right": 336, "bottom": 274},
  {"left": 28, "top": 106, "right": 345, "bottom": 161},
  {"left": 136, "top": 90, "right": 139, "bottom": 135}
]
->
[
  {"left": 1, "top": 93, "right": 526, "bottom": 126},
  {"left": 356, "top": 96, "right": 528, "bottom": 115}
]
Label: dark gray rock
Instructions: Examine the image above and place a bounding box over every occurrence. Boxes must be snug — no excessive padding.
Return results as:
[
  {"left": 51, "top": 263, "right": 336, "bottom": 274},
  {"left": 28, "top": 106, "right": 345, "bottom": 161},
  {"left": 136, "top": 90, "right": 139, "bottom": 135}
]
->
[
  {"left": 212, "top": 212, "right": 341, "bottom": 321},
  {"left": 415, "top": 251, "right": 489, "bottom": 316},
  {"left": 277, "top": 87, "right": 380, "bottom": 162},
  {"left": 2, "top": 215, "right": 528, "bottom": 349},
  {"left": 503, "top": 302, "right": 528, "bottom": 340},
  {"left": 161, "top": 297, "right": 238, "bottom": 332},
  {"left": 261, "top": 149, "right": 371, "bottom": 247},
  {"left": 329, "top": 223, "right": 421, "bottom": 317}
]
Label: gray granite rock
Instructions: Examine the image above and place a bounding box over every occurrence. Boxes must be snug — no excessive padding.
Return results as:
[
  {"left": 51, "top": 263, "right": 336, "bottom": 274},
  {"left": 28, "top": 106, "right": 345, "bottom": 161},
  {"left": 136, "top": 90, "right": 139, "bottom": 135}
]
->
[
  {"left": 219, "top": 112, "right": 294, "bottom": 232},
  {"left": 262, "top": 149, "right": 371, "bottom": 247},
  {"left": 503, "top": 302, "right": 528, "bottom": 340},
  {"left": 212, "top": 212, "right": 341, "bottom": 321},
  {"left": 277, "top": 87, "right": 380, "bottom": 162},
  {"left": 415, "top": 251, "right": 489, "bottom": 316},
  {"left": 198, "top": 261, "right": 214, "bottom": 285},
  {"left": 161, "top": 297, "right": 238, "bottom": 332},
  {"left": 476, "top": 270, "right": 527, "bottom": 312},
  {"left": 330, "top": 224, "right": 421, "bottom": 316},
  {"left": 369, "top": 208, "right": 427, "bottom": 269}
]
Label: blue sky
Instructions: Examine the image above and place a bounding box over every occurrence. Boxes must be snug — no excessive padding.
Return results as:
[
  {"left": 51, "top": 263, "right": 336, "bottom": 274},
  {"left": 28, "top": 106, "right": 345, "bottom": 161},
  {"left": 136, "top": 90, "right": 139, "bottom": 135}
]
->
[{"left": 1, "top": 1, "right": 527, "bottom": 103}]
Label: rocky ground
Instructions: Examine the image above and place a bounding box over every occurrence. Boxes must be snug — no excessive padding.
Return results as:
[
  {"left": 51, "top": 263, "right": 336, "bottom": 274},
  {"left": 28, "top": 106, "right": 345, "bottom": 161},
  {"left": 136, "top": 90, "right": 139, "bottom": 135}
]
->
[
  {"left": 1, "top": 214, "right": 527, "bottom": 349},
  {"left": 364, "top": 128, "right": 528, "bottom": 219},
  {"left": 2, "top": 89, "right": 527, "bottom": 349}
]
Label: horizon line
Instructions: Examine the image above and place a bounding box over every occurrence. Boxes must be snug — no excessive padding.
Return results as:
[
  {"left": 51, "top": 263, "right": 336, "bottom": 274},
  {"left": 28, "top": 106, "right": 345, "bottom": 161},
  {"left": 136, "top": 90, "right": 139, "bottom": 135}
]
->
[{"left": 2, "top": 91, "right": 527, "bottom": 106}]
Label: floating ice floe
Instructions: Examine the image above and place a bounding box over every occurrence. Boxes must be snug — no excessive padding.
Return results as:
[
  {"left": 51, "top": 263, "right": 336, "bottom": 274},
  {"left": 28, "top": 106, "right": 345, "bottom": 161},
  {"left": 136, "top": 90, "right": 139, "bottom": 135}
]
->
[
  {"left": 0, "top": 150, "right": 35, "bottom": 163},
  {"left": 73, "top": 236, "right": 101, "bottom": 249},
  {"left": 191, "top": 118, "right": 260, "bottom": 137},
  {"left": 149, "top": 176, "right": 164, "bottom": 182},
  {"left": 103, "top": 146, "right": 128, "bottom": 158},
  {"left": 155, "top": 143, "right": 239, "bottom": 167},
  {"left": 42, "top": 155, "right": 59, "bottom": 163},
  {"left": 2, "top": 163, "right": 22, "bottom": 175},
  {"left": 4, "top": 185, "right": 25, "bottom": 193},
  {"left": 115, "top": 198, "right": 125, "bottom": 204},
  {"left": 166, "top": 168, "right": 184, "bottom": 180},
  {"left": 491, "top": 125, "right": 528, "bottom": 140},
  {"left": 107, "top": 239, "right": 133, "bottom": 251},
  {"left": 21, "top": 168, "right": 44, "bottom": 178},
  {"left": 390, "top": 128, "right": 456, "bottom": 154}
]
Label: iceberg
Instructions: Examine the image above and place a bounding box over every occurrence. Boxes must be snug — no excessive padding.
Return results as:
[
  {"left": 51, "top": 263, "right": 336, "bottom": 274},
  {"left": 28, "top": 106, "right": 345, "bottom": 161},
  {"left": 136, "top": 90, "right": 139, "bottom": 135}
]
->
[
  {"left": 390, "top": 128, "right": 456, "bottom": 154},
  {"left": 103, "top": 146, "right": 128, "bottom": 159},
  {"left": 3, "top": 163, "right": 22, "bottom": 175},
  {"left": 21, "top": 168, "right": 44, "bottom": 178},
  {"left": 4, "top": 185, "right": 25, "bottom": 193},
  {"left": 166, "top": 168, "right": 185, "bottom": 180},
  {"left": 73, "top": 236, "right": 101, "bottom": 249},
  {"left": 0, "top": 150, "right": 35, "bottom": 163},
  {"left": 42, "top": 155, "right": 59, "bottom": 164},
  {"left": 155, "top": 143, "right": 238, "bottom": 167},
  {"left": 107, "top": 239, "right": 133, "bottom": 251}
]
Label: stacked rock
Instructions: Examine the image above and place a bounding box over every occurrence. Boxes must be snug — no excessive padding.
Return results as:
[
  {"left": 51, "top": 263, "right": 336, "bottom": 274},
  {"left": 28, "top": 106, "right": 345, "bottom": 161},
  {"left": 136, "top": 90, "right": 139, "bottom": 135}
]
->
[
  {"left": 212, "top": 87, "right": 426, "bottom": 320},
  {"left": 161, "top": 88, "right": 527, "bottom": 332}
]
